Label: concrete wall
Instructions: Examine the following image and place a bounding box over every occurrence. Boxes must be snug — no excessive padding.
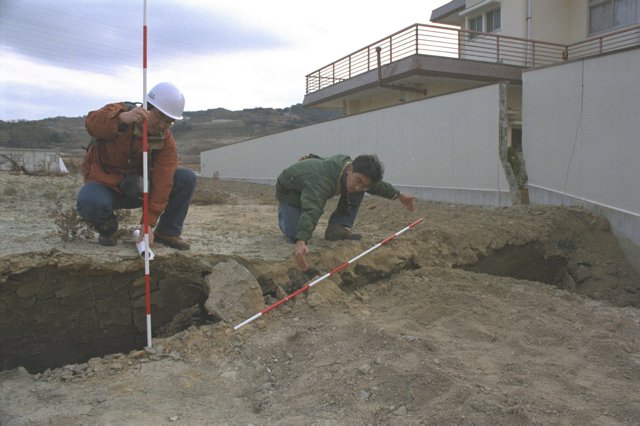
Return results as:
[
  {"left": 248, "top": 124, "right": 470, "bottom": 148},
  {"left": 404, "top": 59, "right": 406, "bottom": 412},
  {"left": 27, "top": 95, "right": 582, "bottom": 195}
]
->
[
  {"left": 0, "top": 149, "right": 67, "bottom": 173},
  {"left": 523, "top": 48, "right": 640, "bottom": 246},
  {"left": 202, "top": 84, "right": 512, "bottom": 206}
]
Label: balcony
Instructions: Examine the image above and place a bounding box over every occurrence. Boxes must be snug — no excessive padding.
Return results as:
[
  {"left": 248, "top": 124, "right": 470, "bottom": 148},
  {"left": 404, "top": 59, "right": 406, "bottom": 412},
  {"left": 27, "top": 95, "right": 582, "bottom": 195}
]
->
[{"left": 304, "top": 23, "right": 640, "bottom": 112}]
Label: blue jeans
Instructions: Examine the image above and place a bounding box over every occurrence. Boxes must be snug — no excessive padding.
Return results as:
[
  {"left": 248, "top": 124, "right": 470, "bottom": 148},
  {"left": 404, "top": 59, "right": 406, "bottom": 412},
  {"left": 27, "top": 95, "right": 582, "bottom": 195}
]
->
[
  {"left": 278, "top": 191, "right": 364, "bottom": 242},
  {"left": 76, "top": 168, "right": 196, "bottom": 236}
]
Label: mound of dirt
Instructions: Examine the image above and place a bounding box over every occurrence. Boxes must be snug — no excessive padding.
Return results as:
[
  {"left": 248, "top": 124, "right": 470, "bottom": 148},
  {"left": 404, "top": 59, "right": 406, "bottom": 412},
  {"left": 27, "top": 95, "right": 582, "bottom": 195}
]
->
[{"left": 1, "top": 172, "right": 639, "bottom": 425}]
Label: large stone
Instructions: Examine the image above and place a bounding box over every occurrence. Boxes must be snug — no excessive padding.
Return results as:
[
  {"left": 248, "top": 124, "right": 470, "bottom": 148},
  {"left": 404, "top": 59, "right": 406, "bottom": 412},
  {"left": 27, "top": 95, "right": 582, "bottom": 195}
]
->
[{"left": 204, "top": 259, "right": 265, "bottom": 325}]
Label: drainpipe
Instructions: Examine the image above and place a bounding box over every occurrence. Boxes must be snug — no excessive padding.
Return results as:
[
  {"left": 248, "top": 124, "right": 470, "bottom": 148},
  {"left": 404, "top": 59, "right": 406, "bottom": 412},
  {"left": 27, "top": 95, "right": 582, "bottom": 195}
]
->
[
  {"left": 376, "top": 47, "right": 427, "bottom": 96},
  {"left": 527, "top": 0, "right": 532, "bottom": 39},
  {"left": 526, "top": 0, "right": 532, "bottom": 66}
]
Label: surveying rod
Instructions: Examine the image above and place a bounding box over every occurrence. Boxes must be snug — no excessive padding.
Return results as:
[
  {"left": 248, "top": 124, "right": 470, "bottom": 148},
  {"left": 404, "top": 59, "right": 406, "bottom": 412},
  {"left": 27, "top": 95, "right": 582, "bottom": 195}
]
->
[{"left": 234, "top": 218, "right": 424, "bottom": 330}]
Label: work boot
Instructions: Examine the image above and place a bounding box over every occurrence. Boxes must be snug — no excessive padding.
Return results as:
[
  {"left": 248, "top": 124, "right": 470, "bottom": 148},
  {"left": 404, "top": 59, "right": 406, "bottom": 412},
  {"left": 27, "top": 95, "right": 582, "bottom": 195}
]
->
[
  {"left": 324, "top": 223, "right": 362, "bottom": 241},
  {"left": 98, "top": 233, "right": 118, "bottom": 246},
  {"left": 154, "top": 231, "right": 191, "bottom": 251}
]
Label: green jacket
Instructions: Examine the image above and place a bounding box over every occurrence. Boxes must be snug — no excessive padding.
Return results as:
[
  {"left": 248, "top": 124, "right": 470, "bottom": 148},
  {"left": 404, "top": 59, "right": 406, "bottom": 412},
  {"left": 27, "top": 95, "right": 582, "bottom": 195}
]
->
[{"left": 275, "top": 154, "right": 400, "bottom": 242}]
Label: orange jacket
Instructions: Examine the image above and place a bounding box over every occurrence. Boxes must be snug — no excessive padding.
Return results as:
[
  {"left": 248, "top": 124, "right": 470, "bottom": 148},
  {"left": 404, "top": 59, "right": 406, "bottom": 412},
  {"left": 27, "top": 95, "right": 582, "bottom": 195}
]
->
[{"left": 82, "top": 102, "right": 178, "bottom": 226}]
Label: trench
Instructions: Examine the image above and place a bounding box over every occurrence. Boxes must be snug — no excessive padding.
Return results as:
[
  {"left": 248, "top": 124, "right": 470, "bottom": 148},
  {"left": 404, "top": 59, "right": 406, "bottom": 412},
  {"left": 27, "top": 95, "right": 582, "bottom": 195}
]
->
[
  {"left": 1, "top": 243, "right": 569, "bottom": 374},
  {"left": 0, "top": 254, "right": 217, "bottom": 374},
  {"left": 1, "top": 251, "right": 425, "bottom": 374},
  {"left": 455, "top": 241, "right": 569, "bottom": 286}
]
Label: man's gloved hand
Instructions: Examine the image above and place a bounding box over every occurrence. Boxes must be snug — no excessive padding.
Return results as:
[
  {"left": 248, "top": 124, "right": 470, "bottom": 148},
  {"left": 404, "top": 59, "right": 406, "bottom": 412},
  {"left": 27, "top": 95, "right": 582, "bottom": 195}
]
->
[{"left": 118, "top": 174, "right": 144, "bottom": 201}]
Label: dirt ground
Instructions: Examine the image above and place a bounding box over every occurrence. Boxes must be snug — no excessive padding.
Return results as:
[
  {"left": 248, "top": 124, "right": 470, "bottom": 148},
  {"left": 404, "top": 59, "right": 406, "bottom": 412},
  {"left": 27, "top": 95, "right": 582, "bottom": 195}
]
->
[{"left": 1, "top": 171, "right": 640, "bottom": 425}]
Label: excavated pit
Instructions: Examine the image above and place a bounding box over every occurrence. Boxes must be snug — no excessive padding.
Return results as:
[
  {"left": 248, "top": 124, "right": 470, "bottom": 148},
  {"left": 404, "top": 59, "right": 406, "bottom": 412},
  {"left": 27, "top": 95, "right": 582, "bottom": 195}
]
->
[
  {"left": 455, "top": 241, "right": 570, "bottom": 286},
  {"left": 0, "top": 235, "right": 630, "bottom": 374},
  {"left": 1, "top": 250, "right": 421, "bottom": 374},
  {"left": 0, "top": 254, "right": 217, "bottom": 374}
]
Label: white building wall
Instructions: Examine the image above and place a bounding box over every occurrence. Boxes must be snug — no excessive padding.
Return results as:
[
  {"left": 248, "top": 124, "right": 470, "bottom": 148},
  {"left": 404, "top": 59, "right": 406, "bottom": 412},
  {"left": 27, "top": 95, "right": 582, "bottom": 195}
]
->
[
  {"left": 201, "top": 84, "right": 512, "bottom": 206},
  {"left": 530, "top": 0, "right": 585, "bottom": 44},
  {"left": 523, "top": 48, "right": 640, "bottom": 245}
]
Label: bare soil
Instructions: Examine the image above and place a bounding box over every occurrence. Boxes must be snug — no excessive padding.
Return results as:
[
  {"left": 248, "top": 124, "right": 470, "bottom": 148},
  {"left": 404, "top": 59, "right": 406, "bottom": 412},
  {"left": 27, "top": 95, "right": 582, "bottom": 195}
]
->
[{"left": 1, "top": 171, "right": 639, "bottom": 425}]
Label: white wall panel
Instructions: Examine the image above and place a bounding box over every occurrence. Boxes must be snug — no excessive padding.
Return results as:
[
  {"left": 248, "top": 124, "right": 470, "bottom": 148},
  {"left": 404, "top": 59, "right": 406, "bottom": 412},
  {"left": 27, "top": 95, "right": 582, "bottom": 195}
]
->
[
  {"left": 201, "top": 84, "right": 510, "bottom": 206},
  {"left": 523, "top": 48, "right": 640, "bottom": 245}
]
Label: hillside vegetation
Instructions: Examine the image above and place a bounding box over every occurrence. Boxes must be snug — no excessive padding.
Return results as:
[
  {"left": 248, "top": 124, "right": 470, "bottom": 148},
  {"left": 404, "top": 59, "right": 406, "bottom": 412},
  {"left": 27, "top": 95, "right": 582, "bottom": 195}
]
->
[{"left": 0, "top": 104, "right": 342, "bottom": 167}]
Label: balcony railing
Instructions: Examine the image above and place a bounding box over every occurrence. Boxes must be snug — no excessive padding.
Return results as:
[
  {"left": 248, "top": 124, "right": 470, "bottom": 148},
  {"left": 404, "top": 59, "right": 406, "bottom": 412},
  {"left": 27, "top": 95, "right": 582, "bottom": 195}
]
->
[{"left": 305, "top": 23, "right": 640, "bottom": 95}]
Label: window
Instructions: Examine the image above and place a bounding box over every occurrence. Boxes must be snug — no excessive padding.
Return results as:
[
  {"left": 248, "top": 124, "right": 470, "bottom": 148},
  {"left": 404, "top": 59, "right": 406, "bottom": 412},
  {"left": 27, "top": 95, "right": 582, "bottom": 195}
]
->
[
  {"left": 469, "top": 15, "right": 483, "bottom": 38},
  {"left": 468, "top": 7, "right": 501, "bottom": 37},
  {"left": 589, "top": 0, "right": 638, "bottom": 34},
  {"left": 486, "top": 8, "right": 501, "bottom": 32}
]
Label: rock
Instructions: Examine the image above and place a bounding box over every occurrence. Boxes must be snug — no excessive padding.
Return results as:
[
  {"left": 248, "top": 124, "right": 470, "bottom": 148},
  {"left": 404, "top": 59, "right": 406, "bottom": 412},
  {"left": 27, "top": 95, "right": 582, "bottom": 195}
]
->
[
  {"left": 357, "top": 364, "right": 371, "bottom": 374},
  {"left": 204, "top": 259, "right": 265, "bottom": 324},
  {"left": 308, "top": 278, "right": 343, "bottom": 303},
  {"left": 393, "top": 406, "right": 408, "bottom": 416},
  {"left": 560, "top": 271, "right": 576, "bottom": 291},
  {"left": 129, "top": 350, "right": 147, "bottom": 359},
  {"left": 574, "top": 265, "right": 592, "bottom": 284}
]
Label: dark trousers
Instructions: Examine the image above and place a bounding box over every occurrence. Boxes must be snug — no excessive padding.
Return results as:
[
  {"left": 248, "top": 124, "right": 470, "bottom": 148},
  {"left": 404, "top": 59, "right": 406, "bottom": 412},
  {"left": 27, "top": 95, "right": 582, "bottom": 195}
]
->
[
  {"left": 76, "top": 168, "right": 196, "bottom": 236},
  {"left": 278, "top": 191, "right": 364, "bottom": 242}
]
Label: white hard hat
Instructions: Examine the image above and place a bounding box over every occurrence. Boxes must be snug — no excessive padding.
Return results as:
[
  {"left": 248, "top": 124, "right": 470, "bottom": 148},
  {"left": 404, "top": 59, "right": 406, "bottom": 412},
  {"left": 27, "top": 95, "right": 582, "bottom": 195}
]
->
[{"left": 146, "top": 82, "right": 185, "bottom": 120}]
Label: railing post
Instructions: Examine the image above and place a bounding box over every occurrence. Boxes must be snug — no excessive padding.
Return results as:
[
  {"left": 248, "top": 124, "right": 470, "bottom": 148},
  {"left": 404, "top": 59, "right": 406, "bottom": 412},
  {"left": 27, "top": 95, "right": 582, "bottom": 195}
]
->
[
  {"left": 457, "top": 28, "right": 462, "bottom": 59},
  {"left": 332, "top": 63, "right": 335, "bottom": 88},
  {"left": 415, "top": 25, "right": 419, "bottom": 55},
  {"left": 348, "top": 55, "right": 352, "bottom": 79},
  {"left": 496, "top": 35, "right": 500, "bottom": 62},
  {"left": 599, "top": 36, "right": 603, "bottom": 54},
  {"left": 367, "top": 46, "right": 370, "bottom": 71},
  {"left": 532, "top": 41, "right": 536, "bottom": 67}
]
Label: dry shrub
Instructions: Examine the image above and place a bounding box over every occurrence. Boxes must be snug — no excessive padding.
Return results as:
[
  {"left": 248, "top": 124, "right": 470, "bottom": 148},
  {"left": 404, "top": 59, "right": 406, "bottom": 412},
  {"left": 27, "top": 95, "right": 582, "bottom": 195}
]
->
[
  {"left": 191, "top": 188, "right": 233, "bottom": 205},
  {"left": 48, "top": 201, "right": 94, "bottom": 242},
  {"left": 49, "top": 201, "right": 137, "bottom": 241}
]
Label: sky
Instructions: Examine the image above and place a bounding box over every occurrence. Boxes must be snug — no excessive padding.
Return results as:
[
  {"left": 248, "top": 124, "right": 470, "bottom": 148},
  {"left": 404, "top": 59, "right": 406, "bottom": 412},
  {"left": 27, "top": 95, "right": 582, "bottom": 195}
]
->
[{"left": 0, "top": 0, "right": 445, "bottom": 121}]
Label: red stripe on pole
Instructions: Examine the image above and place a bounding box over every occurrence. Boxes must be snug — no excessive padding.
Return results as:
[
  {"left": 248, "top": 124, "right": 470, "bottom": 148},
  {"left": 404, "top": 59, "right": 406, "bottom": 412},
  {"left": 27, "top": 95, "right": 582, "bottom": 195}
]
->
[
  {"left": 145, "top": 275, "right": 151, "bottom": 314},
  {"left": 409, "top": 218, "right": 424, "bottom": 228},
  {"left": 380, "top": 235, "right": 396, "bottom": 245},
  {"left": 329, "top": 262, "right": 350, "bottom": 275},
  {"left": 143, "top": 26, "right": 147, "bottom": 68},
  {"left": 262, "top": 284, "right": 311, "bottom": 314}
]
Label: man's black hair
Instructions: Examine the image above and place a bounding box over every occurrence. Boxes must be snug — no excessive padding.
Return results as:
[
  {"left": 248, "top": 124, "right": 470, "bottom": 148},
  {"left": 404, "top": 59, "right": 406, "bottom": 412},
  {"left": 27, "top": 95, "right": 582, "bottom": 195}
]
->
[{"left": 352, "top": 154, "right": 384, "bottom": 184}]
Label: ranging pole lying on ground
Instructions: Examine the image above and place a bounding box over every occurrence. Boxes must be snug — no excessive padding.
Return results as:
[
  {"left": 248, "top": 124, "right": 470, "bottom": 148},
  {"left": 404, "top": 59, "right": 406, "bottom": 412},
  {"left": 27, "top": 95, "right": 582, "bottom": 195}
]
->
[
  {"left": 234, "top": 218, "right": 424, "bottom": 331},
  {"left": 142, "top": 0, "right": 153, "bottom": 348}
]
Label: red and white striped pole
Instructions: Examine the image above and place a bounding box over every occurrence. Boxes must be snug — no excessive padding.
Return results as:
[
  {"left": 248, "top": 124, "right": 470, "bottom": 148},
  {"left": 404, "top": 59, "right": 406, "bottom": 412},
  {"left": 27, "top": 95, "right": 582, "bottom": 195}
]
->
[
  {"left": 142, "top": 0, "right": 152, "bottom": 348},
  {"left": 234, "top": 218, "right": 424, "bottom": 330}
]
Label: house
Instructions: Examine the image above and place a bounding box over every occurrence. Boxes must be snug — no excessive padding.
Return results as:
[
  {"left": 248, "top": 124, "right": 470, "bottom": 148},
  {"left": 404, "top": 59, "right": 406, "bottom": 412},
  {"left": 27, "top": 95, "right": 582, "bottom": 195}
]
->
[
  {"left": 201, "top": 0, "right": 640, "bottom": 250},
  {"left": 304, "top": 0, "right": 639, "bottom": 114}
]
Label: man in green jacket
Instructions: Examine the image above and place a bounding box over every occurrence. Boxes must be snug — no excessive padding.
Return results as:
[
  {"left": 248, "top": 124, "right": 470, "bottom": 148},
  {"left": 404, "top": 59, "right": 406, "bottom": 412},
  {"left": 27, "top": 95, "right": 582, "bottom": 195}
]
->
[{"left": 276, "top": 154, "right": 416, "bottom": 271}]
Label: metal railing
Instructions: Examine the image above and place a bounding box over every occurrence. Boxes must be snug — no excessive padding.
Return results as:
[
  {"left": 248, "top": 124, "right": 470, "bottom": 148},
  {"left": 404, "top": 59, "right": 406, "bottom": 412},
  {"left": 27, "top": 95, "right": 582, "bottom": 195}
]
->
[
  {"left": 568, "top": 24, "right": 640, "bottom": 58},
  {"left": 306, "top": 23, "right": 640, "bottom": 95}
]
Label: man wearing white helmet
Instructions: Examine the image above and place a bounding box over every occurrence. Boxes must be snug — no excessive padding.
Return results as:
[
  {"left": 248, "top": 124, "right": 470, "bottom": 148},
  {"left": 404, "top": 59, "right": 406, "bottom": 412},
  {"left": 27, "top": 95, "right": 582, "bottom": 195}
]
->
[{"left": 76, "top": 82, "right": 196, "bottom": 250}]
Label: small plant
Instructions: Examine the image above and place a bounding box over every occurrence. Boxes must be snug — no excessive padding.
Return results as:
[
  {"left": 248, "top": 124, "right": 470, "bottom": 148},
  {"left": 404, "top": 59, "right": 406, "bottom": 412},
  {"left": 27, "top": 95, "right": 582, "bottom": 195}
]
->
[
  {"left": 49, "top": 201, "right": 137, "bottom": 242},
  {"left": 48, "top": 200, "right": 95, "bottom": 242}
]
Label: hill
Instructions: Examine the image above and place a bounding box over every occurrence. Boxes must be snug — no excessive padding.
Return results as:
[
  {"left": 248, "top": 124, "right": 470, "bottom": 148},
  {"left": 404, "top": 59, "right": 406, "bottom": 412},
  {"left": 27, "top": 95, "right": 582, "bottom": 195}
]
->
[{"left": 0, "top": 104, "right": 343, "bottom": 167}]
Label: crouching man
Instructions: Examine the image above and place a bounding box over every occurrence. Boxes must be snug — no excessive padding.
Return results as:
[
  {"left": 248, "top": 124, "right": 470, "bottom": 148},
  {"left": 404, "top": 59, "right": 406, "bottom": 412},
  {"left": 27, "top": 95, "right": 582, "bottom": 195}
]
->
[
  {"left": 76, "top": 82, "right": 196, "bottom": 250},
  {"left": 276, "top": 154, "right": 415, "bottom": 270}
]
